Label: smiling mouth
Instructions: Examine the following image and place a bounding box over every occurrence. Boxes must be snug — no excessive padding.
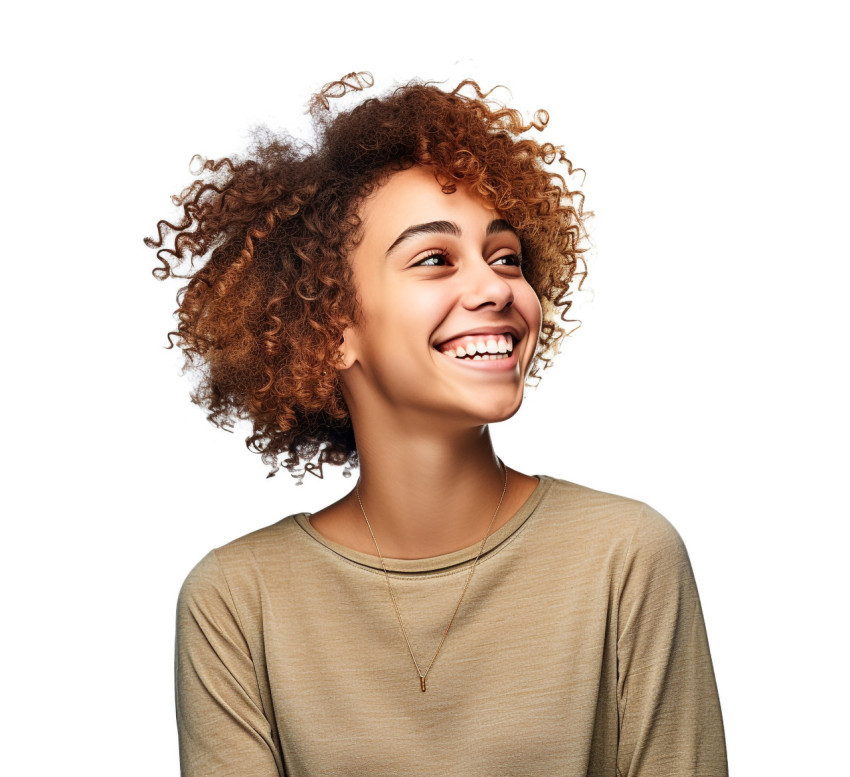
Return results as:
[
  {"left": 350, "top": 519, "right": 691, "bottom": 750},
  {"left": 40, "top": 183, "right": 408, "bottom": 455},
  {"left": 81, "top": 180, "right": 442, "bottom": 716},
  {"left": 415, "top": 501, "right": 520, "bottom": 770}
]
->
[{"left": 435, "top": 332, "right": 515, "bottom": 361}]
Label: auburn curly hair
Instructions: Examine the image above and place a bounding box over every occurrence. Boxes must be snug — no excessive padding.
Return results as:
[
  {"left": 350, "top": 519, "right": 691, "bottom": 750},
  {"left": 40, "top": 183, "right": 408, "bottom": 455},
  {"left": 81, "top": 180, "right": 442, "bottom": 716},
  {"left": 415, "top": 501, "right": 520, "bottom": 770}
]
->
[{"left": 146, "top": 72, "right": 589, "bottom": 479}]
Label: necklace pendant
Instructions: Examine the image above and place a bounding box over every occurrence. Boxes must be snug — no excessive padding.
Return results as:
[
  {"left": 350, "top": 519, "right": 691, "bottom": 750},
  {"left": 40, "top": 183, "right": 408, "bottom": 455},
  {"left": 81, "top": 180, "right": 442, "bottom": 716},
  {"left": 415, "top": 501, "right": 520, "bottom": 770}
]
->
[{"left": 420, "top": 677, "right": 427, "bottom": 692}]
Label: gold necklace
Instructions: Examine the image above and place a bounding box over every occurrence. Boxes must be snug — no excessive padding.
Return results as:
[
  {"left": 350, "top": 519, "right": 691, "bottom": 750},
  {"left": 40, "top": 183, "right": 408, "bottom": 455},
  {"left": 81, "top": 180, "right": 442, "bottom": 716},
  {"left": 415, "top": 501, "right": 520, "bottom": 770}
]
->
[{"left": 355, "top": 460, "right": 508, "bottom": 692}]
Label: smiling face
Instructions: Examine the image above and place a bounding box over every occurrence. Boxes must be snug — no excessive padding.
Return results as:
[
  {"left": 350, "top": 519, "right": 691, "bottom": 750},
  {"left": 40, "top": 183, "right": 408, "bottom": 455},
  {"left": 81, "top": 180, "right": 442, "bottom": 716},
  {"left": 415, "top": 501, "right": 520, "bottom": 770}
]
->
[{"left": 337, "top": 165, "right": 543, "bottom": 433}]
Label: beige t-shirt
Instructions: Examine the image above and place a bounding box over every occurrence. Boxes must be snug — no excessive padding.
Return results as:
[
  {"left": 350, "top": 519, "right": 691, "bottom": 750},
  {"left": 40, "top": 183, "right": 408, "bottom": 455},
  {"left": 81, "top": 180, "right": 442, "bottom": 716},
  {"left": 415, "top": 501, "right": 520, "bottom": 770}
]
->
[{"left": 175, "top": 475, "right": 727, "bottom": 776}]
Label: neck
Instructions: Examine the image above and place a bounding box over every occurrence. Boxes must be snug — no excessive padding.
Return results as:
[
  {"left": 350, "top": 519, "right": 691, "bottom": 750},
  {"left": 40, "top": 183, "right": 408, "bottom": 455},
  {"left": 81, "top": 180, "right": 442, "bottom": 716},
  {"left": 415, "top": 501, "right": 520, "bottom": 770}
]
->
[
  {"left": 307, "top": 389, "right": 540, "bottom": 560},
  {"left": 353, "top": 424, "right": 507, "bottom": 559}
]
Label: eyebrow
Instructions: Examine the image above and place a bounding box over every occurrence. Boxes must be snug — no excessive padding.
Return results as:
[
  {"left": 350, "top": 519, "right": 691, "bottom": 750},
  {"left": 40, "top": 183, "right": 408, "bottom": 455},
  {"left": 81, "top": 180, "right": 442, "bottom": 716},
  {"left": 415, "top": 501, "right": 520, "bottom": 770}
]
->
[{"left": 384, "top": 218, "right": 517, "bottom": 257}]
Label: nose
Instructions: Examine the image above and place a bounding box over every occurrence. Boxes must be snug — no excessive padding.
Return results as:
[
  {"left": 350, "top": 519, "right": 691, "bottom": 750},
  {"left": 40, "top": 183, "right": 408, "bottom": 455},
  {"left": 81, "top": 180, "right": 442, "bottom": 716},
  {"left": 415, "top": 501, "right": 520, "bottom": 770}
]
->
[{"left": 459, "top": 258, "right": 515, "bottom": 312}]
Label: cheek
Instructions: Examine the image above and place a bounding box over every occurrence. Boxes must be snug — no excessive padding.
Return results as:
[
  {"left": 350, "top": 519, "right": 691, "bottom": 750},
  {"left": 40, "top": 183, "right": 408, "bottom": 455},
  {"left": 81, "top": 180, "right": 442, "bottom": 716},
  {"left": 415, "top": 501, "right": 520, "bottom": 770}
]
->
[
  {"left": 515, "top": 283, "right": 544, "bottom": 336},
  {"left": 356, "top": 284, "right": 441, "bottom": 356},
  {"left": 385, "top": 281, "right": 453, "bottom": 328}
]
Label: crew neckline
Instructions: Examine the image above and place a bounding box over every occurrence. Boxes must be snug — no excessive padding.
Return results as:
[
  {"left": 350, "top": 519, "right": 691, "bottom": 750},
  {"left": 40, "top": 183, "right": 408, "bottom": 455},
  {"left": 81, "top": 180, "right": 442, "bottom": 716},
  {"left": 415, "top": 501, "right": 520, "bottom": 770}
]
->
[{"left": 293, "top": 474, "right": 553, "bottom": 574}]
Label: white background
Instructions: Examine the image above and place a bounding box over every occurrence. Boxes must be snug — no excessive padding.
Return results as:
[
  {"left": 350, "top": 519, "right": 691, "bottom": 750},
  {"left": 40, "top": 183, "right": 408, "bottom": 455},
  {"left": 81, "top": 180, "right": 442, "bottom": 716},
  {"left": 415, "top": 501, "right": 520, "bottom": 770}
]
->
[{"left": 3, "top": 0, "right": 847, "bottom": 773}]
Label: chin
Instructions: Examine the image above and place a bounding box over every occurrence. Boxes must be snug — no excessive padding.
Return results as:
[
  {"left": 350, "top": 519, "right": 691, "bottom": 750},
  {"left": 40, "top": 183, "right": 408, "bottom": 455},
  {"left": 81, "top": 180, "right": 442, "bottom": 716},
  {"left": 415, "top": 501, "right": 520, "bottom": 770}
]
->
[{"left": 469, "top": 392, "right": 525, "bottom": 425}]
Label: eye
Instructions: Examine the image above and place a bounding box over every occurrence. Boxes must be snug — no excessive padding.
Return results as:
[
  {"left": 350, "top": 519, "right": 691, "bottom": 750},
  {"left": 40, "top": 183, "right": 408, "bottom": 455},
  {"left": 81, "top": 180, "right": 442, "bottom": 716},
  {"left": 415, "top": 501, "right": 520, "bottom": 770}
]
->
[
  {"left": 491, "top": 253, "right": 523, "bottom": 267},
  {"left": 414, "top": 249, "right": 450, "bottom": 267}
]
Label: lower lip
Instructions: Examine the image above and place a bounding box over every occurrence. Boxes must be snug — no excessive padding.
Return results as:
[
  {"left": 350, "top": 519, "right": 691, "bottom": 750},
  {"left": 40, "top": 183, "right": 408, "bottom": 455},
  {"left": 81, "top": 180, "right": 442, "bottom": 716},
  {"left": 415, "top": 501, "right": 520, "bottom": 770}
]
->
[{"left": 435, "top": 346, "right": 521, "bottom": 372}]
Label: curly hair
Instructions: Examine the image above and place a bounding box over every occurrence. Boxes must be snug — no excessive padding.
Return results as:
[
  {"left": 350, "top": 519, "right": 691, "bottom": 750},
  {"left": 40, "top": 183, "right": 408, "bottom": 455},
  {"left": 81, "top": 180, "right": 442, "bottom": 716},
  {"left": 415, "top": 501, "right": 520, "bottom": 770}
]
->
[{"left": 145, "top": 72, "right": 589, "bottom": 479}]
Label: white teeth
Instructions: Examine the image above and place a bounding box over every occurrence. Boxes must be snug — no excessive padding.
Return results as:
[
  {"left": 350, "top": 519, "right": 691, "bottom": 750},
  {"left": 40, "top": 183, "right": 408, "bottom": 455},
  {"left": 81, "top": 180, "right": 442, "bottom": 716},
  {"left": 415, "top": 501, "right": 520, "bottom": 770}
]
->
[
  {"left": 437, "top": 333, "right": 517, "bottom": 359},
  {"left": 464, "top": 353, "right": 509, "bottom": 361}
]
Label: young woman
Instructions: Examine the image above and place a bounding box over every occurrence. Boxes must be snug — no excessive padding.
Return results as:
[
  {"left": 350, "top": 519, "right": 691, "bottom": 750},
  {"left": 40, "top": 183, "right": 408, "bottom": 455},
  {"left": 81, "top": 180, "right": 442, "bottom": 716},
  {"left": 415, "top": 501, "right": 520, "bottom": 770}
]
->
[{"left": 148, "top": 73, "right": 727, "bottom": 776}]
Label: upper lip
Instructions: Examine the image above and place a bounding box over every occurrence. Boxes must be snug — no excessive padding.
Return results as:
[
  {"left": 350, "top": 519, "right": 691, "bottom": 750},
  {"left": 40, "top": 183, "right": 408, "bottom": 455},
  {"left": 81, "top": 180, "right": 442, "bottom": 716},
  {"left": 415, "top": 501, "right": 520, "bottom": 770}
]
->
[{"left": 433, "top": 324, "right": 523, "bottom": 348}]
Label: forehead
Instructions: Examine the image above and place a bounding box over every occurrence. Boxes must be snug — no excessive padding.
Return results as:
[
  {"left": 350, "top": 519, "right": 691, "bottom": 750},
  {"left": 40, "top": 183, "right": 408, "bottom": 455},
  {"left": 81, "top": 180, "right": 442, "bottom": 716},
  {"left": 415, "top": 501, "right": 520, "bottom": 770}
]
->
[{"left": 356, "top": 165, "right": 500, "bottom": 249}]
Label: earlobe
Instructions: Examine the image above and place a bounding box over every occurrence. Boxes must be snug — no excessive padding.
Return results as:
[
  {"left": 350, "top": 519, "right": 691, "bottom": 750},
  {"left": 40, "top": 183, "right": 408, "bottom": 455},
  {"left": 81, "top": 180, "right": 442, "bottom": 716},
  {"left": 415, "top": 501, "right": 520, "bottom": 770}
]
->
[{"left": 335, "top": 328, "right": 357, "bottom": 371}]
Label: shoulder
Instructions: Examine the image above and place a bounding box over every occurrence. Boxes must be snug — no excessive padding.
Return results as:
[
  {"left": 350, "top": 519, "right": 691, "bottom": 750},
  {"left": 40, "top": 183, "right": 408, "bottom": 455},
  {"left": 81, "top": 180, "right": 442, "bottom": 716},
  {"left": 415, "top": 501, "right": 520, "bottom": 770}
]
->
[
  {"left": 537, "top": 475, "right": 681, "bottom": 547},
  {"left": 177, "top": 513, "right": 311, "bottom": 606},
  {"left": 215, "top": 513, "right": 308, "bottom": 566},
  {"left": 530, "top": 476, "right": 690, "bottom": 585}
]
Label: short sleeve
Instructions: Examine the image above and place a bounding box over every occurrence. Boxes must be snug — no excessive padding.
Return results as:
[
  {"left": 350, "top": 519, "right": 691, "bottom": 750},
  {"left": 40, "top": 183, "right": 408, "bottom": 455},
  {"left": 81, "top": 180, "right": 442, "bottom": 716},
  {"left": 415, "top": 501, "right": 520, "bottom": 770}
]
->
[
  {"left": 175, "top": 550, "right": 284, "bottom": 777},
  {"left": 616, "top": 506, "right": 727, "bottom": 777}
]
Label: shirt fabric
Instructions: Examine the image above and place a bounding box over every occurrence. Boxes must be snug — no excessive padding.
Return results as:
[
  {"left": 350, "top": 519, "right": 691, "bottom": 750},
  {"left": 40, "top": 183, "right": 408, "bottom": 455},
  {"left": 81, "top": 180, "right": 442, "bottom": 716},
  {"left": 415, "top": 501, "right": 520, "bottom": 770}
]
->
[{"left": 175, "top": 475, "right": 727, "bottom": 776}]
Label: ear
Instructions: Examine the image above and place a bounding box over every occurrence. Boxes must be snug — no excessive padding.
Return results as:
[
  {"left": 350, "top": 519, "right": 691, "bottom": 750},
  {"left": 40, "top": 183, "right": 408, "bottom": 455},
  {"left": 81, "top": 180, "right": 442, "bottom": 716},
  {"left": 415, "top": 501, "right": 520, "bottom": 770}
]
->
[{"left": 335, "top": 326, "right": 358, "bottom": 371}]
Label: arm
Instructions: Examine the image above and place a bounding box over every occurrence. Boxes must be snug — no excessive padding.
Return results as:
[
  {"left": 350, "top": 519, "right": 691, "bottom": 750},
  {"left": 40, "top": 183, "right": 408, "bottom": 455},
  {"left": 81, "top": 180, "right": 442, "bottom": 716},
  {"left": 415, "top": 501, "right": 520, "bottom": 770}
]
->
[
  {"left": 175, "top": 550, "right": 284, "bottom": 777},
  {"left": 616, "top": 506, "right": 727, "bottom": 776}
]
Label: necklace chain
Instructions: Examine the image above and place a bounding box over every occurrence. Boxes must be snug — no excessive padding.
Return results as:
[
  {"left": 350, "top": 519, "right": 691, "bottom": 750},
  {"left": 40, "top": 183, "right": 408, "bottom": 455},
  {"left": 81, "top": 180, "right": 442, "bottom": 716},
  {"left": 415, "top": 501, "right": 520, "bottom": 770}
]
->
[{"left": 355, "top": 460, "right": 508, "bottom": 692}]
